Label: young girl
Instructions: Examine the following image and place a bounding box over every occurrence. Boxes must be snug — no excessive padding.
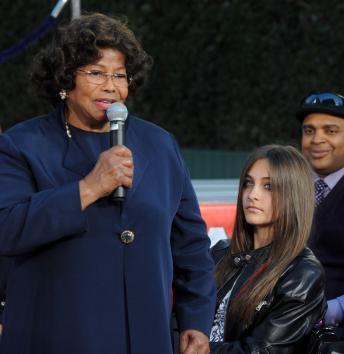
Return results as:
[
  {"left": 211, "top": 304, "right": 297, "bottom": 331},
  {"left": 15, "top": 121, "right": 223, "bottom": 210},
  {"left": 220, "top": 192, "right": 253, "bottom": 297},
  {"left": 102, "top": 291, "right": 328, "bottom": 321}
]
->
[{"left": 210, "top": 145, "right": 326, "bottom": 353}]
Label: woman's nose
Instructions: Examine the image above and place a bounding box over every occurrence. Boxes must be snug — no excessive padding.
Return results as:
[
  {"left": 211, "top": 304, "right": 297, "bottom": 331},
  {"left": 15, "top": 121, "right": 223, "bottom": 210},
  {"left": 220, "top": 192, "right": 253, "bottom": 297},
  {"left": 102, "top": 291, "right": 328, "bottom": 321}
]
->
[
  {"left": 247, "top": 187, "right": 259, "bottom": 201},
  {"left": 102, "top": 76, "right": 118, "bottom": 92}
]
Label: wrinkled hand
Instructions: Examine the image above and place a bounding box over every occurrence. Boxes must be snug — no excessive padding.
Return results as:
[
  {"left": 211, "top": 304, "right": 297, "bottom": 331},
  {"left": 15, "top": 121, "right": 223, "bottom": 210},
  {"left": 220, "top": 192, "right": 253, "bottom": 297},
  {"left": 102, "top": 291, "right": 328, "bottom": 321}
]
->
[
  {"left": 180, "top": 329, "right": 210, "bottom": 354},
  {"left": 79, "top": 146, "right": 134, "bottom": 209}
]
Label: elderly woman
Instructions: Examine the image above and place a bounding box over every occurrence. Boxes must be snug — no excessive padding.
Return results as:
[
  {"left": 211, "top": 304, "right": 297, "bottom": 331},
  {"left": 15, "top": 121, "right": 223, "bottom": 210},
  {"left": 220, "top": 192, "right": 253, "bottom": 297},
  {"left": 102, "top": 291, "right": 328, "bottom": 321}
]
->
[{"left": 0, "top": 13, "right": 215, "bottom": 354}]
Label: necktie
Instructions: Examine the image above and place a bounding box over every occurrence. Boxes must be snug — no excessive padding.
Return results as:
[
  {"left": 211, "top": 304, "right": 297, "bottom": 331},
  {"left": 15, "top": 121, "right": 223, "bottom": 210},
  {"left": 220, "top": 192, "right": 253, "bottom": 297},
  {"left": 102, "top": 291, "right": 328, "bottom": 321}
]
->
[{"left": 315, "top": 179, "right": 328, "bottom": 207}]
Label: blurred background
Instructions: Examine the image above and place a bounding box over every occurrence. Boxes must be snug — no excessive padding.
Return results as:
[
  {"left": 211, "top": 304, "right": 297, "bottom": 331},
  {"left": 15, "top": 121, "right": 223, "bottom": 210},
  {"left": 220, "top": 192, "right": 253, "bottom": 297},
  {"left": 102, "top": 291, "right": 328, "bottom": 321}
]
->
[{"left": 1, "top": 0, "right": 344, "bottom": 183}]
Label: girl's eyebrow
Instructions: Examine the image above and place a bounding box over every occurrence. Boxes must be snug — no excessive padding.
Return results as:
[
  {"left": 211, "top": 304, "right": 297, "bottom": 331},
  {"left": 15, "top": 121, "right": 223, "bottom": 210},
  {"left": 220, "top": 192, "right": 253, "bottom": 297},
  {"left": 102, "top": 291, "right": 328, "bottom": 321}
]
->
[{"left": 245, "top": 174, "right": 270, "bottom": 180}]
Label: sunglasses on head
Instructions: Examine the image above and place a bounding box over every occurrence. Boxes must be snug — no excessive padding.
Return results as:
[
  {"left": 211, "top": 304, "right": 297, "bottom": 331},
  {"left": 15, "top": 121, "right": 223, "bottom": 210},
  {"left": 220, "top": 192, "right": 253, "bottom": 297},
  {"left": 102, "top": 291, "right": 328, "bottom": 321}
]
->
[{"left": 303, "top": 92, "right": 344, "bottom": 107}]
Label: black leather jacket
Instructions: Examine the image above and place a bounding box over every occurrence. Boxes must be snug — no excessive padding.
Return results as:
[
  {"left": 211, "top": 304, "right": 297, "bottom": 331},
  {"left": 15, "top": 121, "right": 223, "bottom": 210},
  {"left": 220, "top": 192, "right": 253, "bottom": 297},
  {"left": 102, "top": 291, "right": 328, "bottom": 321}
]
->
[{"left": 210, "top": 239, "right": 326, "bottom": 354}]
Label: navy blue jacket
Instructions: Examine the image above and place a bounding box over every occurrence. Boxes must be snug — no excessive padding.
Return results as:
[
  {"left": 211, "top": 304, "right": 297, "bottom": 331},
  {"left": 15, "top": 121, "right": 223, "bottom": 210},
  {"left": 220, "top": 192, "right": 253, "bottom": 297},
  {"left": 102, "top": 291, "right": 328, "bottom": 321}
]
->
[
  {"left": 0, "top": 107, "right": 216, "bottom": 354},
  {"left": 309, "top": 175, "right": 344, "bottom": 299}
]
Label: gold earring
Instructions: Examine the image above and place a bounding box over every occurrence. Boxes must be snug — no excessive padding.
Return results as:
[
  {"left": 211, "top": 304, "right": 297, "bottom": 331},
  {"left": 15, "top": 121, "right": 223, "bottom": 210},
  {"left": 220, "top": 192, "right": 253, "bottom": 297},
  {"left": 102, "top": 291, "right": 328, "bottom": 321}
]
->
[{"left": 59, "top": 89, "right": 68, "bottom": 100}]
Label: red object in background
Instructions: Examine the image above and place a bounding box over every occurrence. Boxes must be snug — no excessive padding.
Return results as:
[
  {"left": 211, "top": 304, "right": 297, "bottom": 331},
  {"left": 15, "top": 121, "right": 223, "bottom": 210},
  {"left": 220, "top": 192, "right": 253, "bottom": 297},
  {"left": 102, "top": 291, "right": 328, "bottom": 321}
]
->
[{"left": 199, "top": 203, "right": 237, "bottom": 237}]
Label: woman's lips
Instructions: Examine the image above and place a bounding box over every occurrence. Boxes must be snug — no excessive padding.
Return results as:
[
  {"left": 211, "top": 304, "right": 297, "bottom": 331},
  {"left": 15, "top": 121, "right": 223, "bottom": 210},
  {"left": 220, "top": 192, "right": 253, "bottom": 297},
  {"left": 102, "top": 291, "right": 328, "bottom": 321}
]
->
[
  {"left": 245, "top": 206, "right": 263, "bottom": 213},
  {"left": 94, "top": 99, "right": 115, "bottom": 110}
]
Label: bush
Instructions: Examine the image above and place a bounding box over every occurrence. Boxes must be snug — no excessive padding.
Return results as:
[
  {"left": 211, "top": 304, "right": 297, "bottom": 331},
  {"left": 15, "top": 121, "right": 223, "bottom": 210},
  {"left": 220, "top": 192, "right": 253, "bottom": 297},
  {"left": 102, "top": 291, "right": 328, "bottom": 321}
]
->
[{"left": 1, "top": 0, "right": 344, "bottom": 150}]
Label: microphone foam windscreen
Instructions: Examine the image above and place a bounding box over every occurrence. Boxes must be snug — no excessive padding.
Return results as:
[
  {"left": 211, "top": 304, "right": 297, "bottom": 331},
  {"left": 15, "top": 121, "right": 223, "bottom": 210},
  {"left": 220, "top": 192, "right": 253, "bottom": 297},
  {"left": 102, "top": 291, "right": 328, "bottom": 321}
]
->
[{"left": 106, "top": 102, "right": 128, "bottom": 122}]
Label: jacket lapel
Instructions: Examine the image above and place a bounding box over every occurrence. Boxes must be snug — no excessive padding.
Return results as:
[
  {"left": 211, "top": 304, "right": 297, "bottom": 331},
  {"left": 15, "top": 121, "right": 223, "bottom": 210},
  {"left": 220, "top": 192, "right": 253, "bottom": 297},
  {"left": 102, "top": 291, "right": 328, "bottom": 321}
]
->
[
  {"left": 57, "top": 104, "right": 95, "bottom": 177},
  {"left": 63, "top": 139, "right": 95, "bottom": 177},
  {"left": 125, "top": 118, "right": 150, "bottom": 204}
]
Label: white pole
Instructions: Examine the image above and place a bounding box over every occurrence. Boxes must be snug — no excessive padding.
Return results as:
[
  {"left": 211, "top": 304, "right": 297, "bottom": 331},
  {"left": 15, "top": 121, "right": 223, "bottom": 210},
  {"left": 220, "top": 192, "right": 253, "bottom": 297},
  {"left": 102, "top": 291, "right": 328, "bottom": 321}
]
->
[
  {"left": 51, "top": 0, "right": 69, "bottom": 18},
  {"left": 71, "top": 0, "right": 81, "bottom": 19}
]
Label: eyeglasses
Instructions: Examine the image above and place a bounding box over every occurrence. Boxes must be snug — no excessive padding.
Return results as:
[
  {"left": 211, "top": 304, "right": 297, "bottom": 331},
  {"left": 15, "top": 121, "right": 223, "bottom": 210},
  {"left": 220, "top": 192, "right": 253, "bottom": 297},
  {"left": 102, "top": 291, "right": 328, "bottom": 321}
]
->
[
  {"left": 77, "top": 69, "right": 133, "bottom": 87},
  {"left": 303, "top": 92, "right": 344, "bottom": 107}
]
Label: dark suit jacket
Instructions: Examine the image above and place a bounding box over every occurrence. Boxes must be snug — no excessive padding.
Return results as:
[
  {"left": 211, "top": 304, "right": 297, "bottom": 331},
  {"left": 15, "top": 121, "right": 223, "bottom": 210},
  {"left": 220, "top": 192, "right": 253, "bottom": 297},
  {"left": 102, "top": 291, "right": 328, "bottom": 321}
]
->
[
  {"left": 0, "top": 256, "right": 10, "bottom": 320},
  {"left": 0, "top": 106, "right": 216, "bottom": 354},
  {"left": 309, "top": 175, "right": 344, "bottom": 299}
]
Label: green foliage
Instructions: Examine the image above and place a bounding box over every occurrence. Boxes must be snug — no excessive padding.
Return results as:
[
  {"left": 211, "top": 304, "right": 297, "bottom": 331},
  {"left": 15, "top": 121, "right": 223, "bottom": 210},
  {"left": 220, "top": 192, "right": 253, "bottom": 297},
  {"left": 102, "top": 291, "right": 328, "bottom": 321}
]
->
[{"left": 1, "top": 0, "right": 344, "bottom": 150}]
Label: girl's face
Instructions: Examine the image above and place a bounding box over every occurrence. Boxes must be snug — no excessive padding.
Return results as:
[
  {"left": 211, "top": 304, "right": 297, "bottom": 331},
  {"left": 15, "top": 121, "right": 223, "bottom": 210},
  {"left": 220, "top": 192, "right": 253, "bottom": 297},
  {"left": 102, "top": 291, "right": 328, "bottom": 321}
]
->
[{"left": 242, "top": 159, "right": 274, "bottom": 230}]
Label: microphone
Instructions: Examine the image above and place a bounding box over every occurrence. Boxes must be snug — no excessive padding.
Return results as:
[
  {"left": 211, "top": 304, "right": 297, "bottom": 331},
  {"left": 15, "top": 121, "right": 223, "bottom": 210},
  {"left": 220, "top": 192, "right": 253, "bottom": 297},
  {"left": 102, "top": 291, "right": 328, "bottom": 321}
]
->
[{"left": 106, "top": 102, "right": 128, "bottom": 202}]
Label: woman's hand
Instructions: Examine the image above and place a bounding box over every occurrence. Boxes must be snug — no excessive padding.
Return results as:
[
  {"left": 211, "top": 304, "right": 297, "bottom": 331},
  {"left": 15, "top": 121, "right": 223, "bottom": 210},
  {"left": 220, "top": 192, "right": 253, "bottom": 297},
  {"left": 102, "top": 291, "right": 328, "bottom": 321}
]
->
[
  {"left": 79, "top": 146, "right": 134, "bottom": 209},
  {"left": 180, "top": 329, "right": 210, "bottom": 354}
]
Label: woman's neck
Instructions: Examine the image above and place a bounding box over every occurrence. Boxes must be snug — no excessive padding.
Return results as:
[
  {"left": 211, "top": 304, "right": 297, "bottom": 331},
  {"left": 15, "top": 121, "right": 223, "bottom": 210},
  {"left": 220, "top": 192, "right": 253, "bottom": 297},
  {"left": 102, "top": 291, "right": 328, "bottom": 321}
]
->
[
  {"left": 65, "top": 107, "right": 110, "bottom": 133},
  {"left": 68, "top": 118, "right": 110, "bottom": 133},
  {"left": 253, "top": 226, "right": 273, "bottom": 249}
]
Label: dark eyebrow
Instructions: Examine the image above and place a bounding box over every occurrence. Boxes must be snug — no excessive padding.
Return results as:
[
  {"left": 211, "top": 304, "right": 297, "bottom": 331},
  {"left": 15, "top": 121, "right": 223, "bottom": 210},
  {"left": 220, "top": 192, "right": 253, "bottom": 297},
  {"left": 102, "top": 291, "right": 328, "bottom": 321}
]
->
[
  {"left": 323, "top": 124, "right": 340, "bottom": 129},
  {"left": 88, "top": 63, "right": 126, "bottom": 70},
  {"left": 245, "top": 174, "right": 270, "bottom": 180},
  {"left": 303, "top": 124, "right": 340, "bottom": 129}
]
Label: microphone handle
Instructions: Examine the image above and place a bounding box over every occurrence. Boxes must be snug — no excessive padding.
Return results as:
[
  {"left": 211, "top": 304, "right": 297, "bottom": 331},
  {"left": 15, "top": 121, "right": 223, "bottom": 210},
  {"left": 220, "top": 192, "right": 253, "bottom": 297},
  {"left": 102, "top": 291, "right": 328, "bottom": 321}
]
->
[{"left": 110, "top": 121, "right": 126, "bottom": 202}]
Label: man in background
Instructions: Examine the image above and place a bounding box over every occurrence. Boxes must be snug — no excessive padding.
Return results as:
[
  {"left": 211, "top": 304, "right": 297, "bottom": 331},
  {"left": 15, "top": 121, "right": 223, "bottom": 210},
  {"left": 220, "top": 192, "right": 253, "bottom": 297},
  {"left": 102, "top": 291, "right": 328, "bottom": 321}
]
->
[
  {"left": 0, "top": 257, "right": 10, "bottom": 334},
  {"left": 297, "top": 92, "right": 344, "bottom": 334}
]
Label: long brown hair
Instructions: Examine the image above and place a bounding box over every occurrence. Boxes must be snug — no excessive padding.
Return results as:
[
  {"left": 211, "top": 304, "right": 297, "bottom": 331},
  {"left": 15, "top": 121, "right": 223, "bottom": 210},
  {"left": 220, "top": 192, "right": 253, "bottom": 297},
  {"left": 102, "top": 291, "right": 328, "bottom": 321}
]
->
[{"left": 215, "top": 145, "right": 314, "bottom": 327}]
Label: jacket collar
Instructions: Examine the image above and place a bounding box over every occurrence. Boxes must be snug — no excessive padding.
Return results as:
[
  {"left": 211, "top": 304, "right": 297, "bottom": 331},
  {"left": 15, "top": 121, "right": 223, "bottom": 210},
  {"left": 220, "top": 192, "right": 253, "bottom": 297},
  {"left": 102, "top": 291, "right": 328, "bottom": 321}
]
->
[{"left": 231, "top": 243, "right": 272, "bottom": 268}]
